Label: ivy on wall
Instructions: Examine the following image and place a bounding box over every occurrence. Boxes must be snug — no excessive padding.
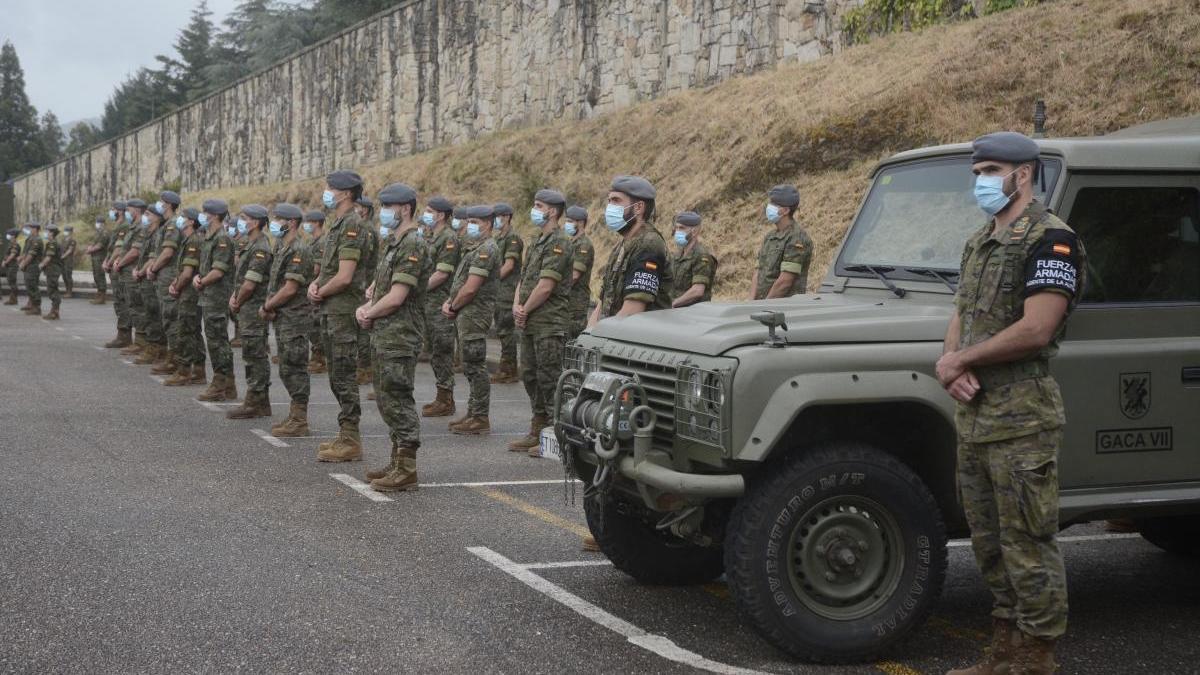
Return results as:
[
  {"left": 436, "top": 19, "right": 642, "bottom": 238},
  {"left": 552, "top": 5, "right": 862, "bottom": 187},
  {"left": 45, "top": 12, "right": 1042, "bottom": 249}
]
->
[{"left": 842, "top": 0, "right": 1045, "bottom": 44}]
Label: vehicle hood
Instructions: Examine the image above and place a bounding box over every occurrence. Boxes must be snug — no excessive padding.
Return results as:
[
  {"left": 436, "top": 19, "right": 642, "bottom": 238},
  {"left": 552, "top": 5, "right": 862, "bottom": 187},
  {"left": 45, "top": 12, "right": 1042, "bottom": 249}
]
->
[{"left": 588, "top": 294, "right": 953, "bottom": 356}]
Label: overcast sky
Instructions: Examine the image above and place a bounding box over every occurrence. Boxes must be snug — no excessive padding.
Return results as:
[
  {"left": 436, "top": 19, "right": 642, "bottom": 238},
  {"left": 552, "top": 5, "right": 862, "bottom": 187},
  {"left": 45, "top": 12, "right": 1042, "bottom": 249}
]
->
[{"left": 2, "top": 0, "right": 239, "bottom": 125}]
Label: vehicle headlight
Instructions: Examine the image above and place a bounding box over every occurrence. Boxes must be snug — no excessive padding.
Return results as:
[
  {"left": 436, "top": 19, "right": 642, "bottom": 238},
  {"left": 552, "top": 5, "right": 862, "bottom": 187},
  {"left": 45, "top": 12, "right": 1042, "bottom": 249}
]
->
[
  {"left": 675, "top": 366, "right": 729, "bottom": 448},
  {"left": 565, "top": 345, "right": 601, "bottom": 374},
  {"left": 686, "top": 368, "right": 704, "bottom": 409}
]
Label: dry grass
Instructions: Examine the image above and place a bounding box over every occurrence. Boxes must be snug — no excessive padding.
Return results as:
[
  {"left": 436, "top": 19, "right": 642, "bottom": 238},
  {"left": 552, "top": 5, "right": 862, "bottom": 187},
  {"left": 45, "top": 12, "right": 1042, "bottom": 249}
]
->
[{"left": 63, "top": 0, "right": 1200, "bottom": 296}]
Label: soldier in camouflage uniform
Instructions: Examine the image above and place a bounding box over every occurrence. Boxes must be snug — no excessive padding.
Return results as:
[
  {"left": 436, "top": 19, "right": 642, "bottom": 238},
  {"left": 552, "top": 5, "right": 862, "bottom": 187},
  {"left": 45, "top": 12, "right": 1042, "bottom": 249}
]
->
[
  {"left": 132, "top": 206, "right": 167, "bottom": 365},
  {"left": 445, "top": 205, "right": 500, "bottom": 435},
  {"left": 60, "top": 226, "right": 76, "bottom": 298},
  {"left": 420, "top": 195, "right": 460, "bottom": 418},
  {"left": 147, "top": 192, "right": 183, "bottom": 374},
  {"left": 751, "top": 184, "right": 812, "bottom": 300},
  {"left": 194, "top": 199, "right": 238, "bottom": 402},
  {"left": 86, "top": 218, "right": 109, "bottom": 304},
  {"left": 102, "top": 203, "right": 133, "bottom": 347},
  {"left": 490, "top": 203, "right": 522, "bottom": 383},
  {"left": 510, "top": 189, "right": 574, "bottom": 455},
  {"left": 589, "top": 176, "right": 673, "bottom": 327},
  {"left": 163, "top": 208, "right": 208, "bottom": 387},
  {"left": 18, "top": 222, "right": 45, "bottom": 315},
  {"left": 39, "top": 224, "right": 63, "bottom": 320},
  {"left": 357, "top": 183, "right": 431, "bottom": 490},
  {"left": 1, "top": 229, "right": 17, "bottom": 304},
  {"left": 303, "top": 210, "right": 328, "bottom": 374},
  {"left": 939, "top": 133, "right": 1085, "bottom": 675},
  {"left": 228, "top": 218, "right": 246, "bottom": 349},
  {"left": 669, "top": 211, "right": 717, "bottom": 307},
  {"left": 310, "top": 170, "right": 370, "bottom": 462},
  {"left": 226, "top": 205, "right": 274, "bottom": 418},
  {"left": 263, "top": 203, "right": 314, "bottom": 436},
  {"left": 353, "top": 196, "right": 379, "bottom": 386},
  {"left": 563, "top": 205, "right": 593, "bottom": 341},
  {"left": 114, "top": 199, "right": 149, "bottom": 356}
]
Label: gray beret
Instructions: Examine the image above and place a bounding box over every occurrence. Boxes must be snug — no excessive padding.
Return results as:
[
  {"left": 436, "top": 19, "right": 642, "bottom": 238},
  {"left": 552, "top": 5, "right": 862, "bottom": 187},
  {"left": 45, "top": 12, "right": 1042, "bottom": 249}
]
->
[
  {"left": 467, "top": 205, "right": 495, "bottom": 220},
  {"left": 159, "top": 190, "right": 181, "bottom": 206},
  {"left": 355, "top": 196, "right": 373, "bottom": 208},
  {"left": 7, "top": 228, "right": 19, "bottom": 236},
  {"left": 452, "top": 207, "right": 467, "bottom": 219},
  {"left": 768, "top": 184, "right": 800, "bottom": 208},
  {"left": 272, "top": 203, "right": 303, "bottom": 220},
  {"left": 48, "top": 224, "right": 60, "bottom": 233},
  {"left": 112, "top": 200, "right": 127, "bottom": 210},
  {"left": 427, "top": 196, "right": 453, "bottom": 213},
  {"left": 181, "top": 207, "right": 200, "bottom": 220},
  {"left": 145, "top": 208, "right": 163, "bottom": 221},
  {"left": 534, "top": 189, "right": 566, "bottom": 207},
  {"left": 675, "top": 211, "right": 701, "bottom": 227},
  {"left": 972, "top": 131, "right": 1040, "bottom": 164},
  {"left": 127, "top": 198, "right": 147, "bottom": 209},
  {"left": 241, "top": 204, "right": 269, "bottom": 220},
  {"left": 493, "top": 203, "right": 513, "bottom": 216},
  {"left": 378, "top": 182, "right": 417, "bottom": 205},
  {"left": 304, "top": 210, "right": 325, "bottom": 223},
  {"left": 64, "top": 225, "right": 74, "bottom": 232},
  {"left": 611, "top": 175, "right": 656, "bottom": 201},
  {"left": 27, "top": 222, "right": 40, "bottom": 228},
  {"left": 202, "top": 199, "right": 229, "bottom": 216},
  {"left": 326, "top": 170, "right": 363, "bottom": 190},
  {"left": 565, "top": 205, "right": 588, "bottom": 222}
]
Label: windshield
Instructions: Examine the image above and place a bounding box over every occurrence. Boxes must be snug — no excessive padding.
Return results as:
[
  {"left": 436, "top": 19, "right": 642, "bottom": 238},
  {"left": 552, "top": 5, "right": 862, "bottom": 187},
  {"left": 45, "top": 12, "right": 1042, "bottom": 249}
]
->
[{"left": 837, "top": 155, "right": 1061, "bottom": 275}]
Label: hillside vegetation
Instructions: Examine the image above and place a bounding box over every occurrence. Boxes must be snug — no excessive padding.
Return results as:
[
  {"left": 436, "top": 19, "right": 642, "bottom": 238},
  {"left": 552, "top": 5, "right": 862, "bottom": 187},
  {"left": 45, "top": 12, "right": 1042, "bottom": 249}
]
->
[{"left": 68, "top": 0, "right": 1200, "bottom": 298}]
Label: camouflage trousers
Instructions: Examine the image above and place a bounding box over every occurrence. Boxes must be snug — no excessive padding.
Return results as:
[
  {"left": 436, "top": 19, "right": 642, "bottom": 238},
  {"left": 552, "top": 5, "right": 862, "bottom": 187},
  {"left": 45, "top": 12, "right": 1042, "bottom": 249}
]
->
[
  {"left": 5, "top": 262, "right": 17, "bottom": 294},
  {"left": 274, "top": 319, "right": 310, "bottom": 404},
  {"left": 307, "top": 311, "right": 323, "bottom": 358},
  {"left": 321, "top": 312, "right": 361, "bottom": 427},
  {"left": 23, "top": 267, "right": 40, "bottom": 305},
  {"left": 141, "top": 280, "right": 164, "bottom": 345},
  {"left": 158, "top": 286, "right": 178, "bottom": 357},
  {"left": 373, "top": 348, "right": 419, "bottom": 449},
  {"left": 202, "top": 308, "right": 234, "bottom": 375},
  {"left": 61, "top": 260, "right": 73, "bottom": 294},
  {"left": 357, "top": 324, "right": 372, "bottom": 371},
  {"left": 111, "top": 271, "right": 131, "bottom": 331},
  {"left": 239, "top": 310, "right": 270, "bottom": 395},
  {"left": 90, "top": 257, "right": 107, "bottom": 293},
  {"left": 43, "top": 265, "right": 61, "bottom": 309},
  {"left": 958, "top": 428, "right": 1068, "bottom": 639},
  {"left": 462, "top": 338, "right": 490, "bottom": 417},
  {"left": 123, "top": 272, "right": 145, "bottom": 334},
  {"left": 425, "top": 300, "right": 458, "bottom": 391},
  {"left": 493, "top": 302, "right": 517, "bottom": 364},
  {"left": 175, "top": 298, "right": 205, "bottom": 367},
  {"left": 520, "top": 333, "right": 564, "bottom": 419}
]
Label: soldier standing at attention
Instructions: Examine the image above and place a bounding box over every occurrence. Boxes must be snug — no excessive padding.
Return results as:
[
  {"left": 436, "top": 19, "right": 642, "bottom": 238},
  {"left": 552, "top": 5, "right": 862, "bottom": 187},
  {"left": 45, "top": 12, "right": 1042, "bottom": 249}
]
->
[
  {"left": 60, "top": 225, "right": 77, "bottom": 298},
  {"left": 445, "top": 205, "right": 500, "bottom": 435},
  {"left": 103, "top": 202, "right": 132, "bottom": 347},
  {"left": 133, "top": 206, "right": 167, "bottom": 365},
  {"left": 303, "top": 210, "right": 328, "bottom": 374},
  {"left": 263, "top": 203, "right": 314, "bottom": 436},
  {"left": 490, "top": 203, "right": 522, "bottom": 384},
  {"left": 670, "top": 211, "right": 717, "bottom": 308},
  {"left": 588, "top": 176, "right": 673, "bottom": 327},
  {"left": 1, "top": 228, "right": 16, "bottom": 304},
  {"left": 164, "top": 208, "right": 208, "bottom": 387},
  {"left": 750, "top": 185, "right": 812, "bottom": 300},
  {"left": 226, "top": 205, "right": 274, "bottom": 419},
  {"left": 939, "top": 132, "right": 1084, "bottom": 675},
  {"left": 18, "top": 222, "right": 45, "bottom": 316},
  {"left": 194, "top": 199, "right": 238, "bottom": 402},
  {"left": 40, "top": 224, "right": 63, "bottom": 320},
  {"left": 563, "top": 205, "right": 593, "bottom": 342},
  {"left": 115, "top": 199, "right": 150, "bottom": 356},
  {"left": 228, "top": 216, "right": 245, "bottom": 349},
  {"left": 356, "top": 183, "right": 431, "bottom": 490},
  {"left": 420, "top": 195, "right": 460, "bottom": 418},
  {"left": 353, "top": 195, "right": 379, "bottom": 387},
  {"left": 309, "top": 170, "right": 369, "bottom": 463},
  {"left": 510, "top": 189, "right": 574, "bottom": 455},
  {"left": 86, "top": 218, "right": 109, "bottom": 304},
  {"left": 148, "top": 192, "right": 183, "bottom": 375}
]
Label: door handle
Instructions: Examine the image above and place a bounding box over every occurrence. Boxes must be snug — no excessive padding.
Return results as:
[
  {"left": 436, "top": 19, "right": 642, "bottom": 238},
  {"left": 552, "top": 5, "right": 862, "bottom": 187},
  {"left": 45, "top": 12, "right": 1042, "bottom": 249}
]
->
[{"left": 1184, "top": 367, "right": 1200, "bottom": 385}]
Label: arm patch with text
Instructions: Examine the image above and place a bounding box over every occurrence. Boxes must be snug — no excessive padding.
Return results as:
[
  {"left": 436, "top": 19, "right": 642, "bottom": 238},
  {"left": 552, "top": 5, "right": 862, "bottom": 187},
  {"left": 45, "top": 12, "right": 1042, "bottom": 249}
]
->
[
  {"left": 623, "top": 251, "right": 665, "bottom": 298},
  {"left": 1024, "top": 229, "right": 1081, "bottom": 298}
]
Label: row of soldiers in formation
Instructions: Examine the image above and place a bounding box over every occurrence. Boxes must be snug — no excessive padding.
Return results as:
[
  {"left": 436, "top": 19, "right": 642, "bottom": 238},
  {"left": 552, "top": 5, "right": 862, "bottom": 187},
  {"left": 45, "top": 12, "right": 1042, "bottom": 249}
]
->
[
  {"left": 1, "top": 222, "right": 80, "bottom": 318},
  {"left": 4, "top": 172, "right": 813, "bottom": 493}
]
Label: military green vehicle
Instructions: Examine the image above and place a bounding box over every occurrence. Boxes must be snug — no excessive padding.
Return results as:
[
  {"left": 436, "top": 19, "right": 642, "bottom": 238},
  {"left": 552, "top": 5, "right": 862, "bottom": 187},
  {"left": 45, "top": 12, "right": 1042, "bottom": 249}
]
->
[{"left": 552, "top": 115, "right": 1200, "bottom": 663}]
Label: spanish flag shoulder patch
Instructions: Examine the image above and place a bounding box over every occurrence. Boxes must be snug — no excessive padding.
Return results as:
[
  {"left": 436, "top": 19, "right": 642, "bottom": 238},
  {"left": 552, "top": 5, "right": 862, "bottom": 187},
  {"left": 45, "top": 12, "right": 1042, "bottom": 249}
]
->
[
  {"left": 407, "top": 255, "right": 419, "bottom": 263},
  {"left": 346, "top": 230, "right": 358, "bottom": 239},
  {"left": 292, "top": 256, "right": 302, "bottom": 264},
  {"left": 1052, "top": 243, "right": 1072, "bottom": 256},
  {"left": 644, "top": 261, "right": 658, "bottom": 271}
]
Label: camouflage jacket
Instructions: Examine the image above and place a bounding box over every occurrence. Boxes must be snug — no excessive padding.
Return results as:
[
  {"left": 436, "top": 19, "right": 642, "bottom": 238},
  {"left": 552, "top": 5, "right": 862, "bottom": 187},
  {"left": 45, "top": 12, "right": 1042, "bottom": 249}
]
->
[
  {"left": 568, "top": 233, "right": 595, "bottom": 323},
  {"left": 197, "top": 226, "right": 235, "bottom": 309},
  {"left": 22, "top": 236, "right": 44, "bottom": 269},
  {"left": 41, "top": 235, "right": 62, "bottom": 273},
  {"left": 671, "top": 239, "right": 717, "bottom": 303},
  {"left": 425, "top": 226, "right": 461, "bottom": 306},
  {"left": 450, "top": 236, "right": 500, "bottom": 341},
  {"left": 268, "top": 235, "right": 314, "bottom": 326},
  {"left": 755, "top": 221, "right": 812, "bottom": 299},
  {"left": 316, "top": 210, "right": 368, "bottom": 316},
  {"left": 176, "top": 231, "right": 202, "bottom": 305},
  {"left": 518, "top": 228, "right": 575, "bottom": 337},
  {"left": 155, "top": 223, "right": 183, "bottom": 290},
  {"left": 598, "top": 225, "right": 673, "bottom": 318},
  {"left": 494, "top": 227, "right": 523, "bottom": 306},
  {"left": 371, "top": 227, "right": 431, "bottom": 355}
]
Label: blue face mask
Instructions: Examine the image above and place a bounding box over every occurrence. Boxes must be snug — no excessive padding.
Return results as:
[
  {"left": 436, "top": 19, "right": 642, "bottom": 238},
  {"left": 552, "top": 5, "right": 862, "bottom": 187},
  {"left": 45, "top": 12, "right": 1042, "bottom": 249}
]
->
[
  {"left": 530, "top": 208, "right": 546, "bottom": 226},
  {"left": 140, "top": 214, "right": 150, "bottom": 228},
  {"left": 321, "top": 190, "right": 336, "bottom": 208},
  {"left": 108, "top": 209, "right": 117, "bottom": 221},
  {"left": 40, "top": 231, "right": 48, "bottom": 240},
  {"left": 236, "top": 218, "right": 248, "bottom": 235},
  {"left": 226, "top": 225, "right": 237, "bottom": 237},
  {"left": 175, "top": 216, "right": 186, "bottom": 230},
  {"left": 466, "top": 222, "right": 482, "bottom": 239},
  {"left": 268, "top": 220, "right": 284, "bottom": 237},
  {"left": 124, "top": 210, "right": 133, "bottom": 223},
  {"left": 563, "top": 221, "right": 577, "bottom": 237},
  {"left": 493, "top": 217, "right": 502, "bottom": 229},
  {"left": 414, "top": 227, "right": 424, "bottom": 240},
  {"left": 421, "top": 212, "right": 434, "bottom": 227},
  {"left": 302, "top": 222, "right": 314, "bottom": 234},
  {"left": 673, "top": 229, "right": 689, "bottom": 247},
  {"left": 765, "top": 204, "right": 781, "bottom": 224},
  {"left": 973, "top": 170, "right": 1017, "bottom": 216},
  {"left": 451, "top": 217, "right": 461, "bottom": 231},
  {"left": 380, "top": 209, "right": 397, "bottom": 228},
  {"left": 22, "top": 227, "right": 31, "bottom": 237},
  {"left": 379, "top": 225, "right": 392, "bottom": 238},
  {"left": 604, "top": 203, "right": 630, "bottom": 232},
  {"left": 155, "top": 200, "right": 164, "bottom": 213},
  {"left": 198, "top": 213, "right": 209, "bottom": 228}
]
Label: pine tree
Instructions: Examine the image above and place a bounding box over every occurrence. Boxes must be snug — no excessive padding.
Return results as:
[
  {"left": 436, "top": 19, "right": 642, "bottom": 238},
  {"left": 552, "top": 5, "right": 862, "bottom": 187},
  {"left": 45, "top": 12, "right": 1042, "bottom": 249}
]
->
[
  {"left": 156, "top": 0, "right": 217, "bottom": 103},
  {"left": 64, "top": 122, "right": 102, "bottom": 155},
  {"left": 0, "top": 41, "right": 42, "bottom": 180},
  {"left": 36, "top": 111, "right": 64, "bottom": 164}
]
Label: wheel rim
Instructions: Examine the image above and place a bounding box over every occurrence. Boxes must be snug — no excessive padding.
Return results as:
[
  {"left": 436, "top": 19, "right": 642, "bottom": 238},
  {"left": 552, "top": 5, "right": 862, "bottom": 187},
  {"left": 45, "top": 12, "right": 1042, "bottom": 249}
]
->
[{"left": 786, "top": 495, "right": 905, "bottom": 621}]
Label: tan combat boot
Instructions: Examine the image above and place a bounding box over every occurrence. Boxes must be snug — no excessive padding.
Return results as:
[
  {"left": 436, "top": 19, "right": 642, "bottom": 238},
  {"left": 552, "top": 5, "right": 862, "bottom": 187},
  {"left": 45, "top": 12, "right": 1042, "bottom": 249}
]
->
[
  {"left": 197, "top": 373, "right": 227, "bottom": 402},
  {"left": 121, "top": 334, "right": 146, "bottom": 355},
  {"left": 162, "top": 365, "right": 193, "bottom": 386},
  {"left": 421, "top": 388, "right": 456, "bottom": 417},
  {"left": 41, "top": 308, "right": 61, "bottom": 321},
  {"left": 151, "top": 351, "right": 178, "bottom": 375},
  {"left": 221, "top": 373, "right": 238, "bottom": 401},
  {"left": 452, "top": 416, "right": 490, "bottom": 436},
  {"left": 226, "top": 390, "right": 271, "bottom": 419},
  {"left": 134, "top": 343, "right": 160, "bottom": 365},
  {"left": 3, "top": 291, "right": 16, "bottom": 305},
  {"left": 489, "top": 361, "right": 519, "bottom": 384},
  {"left": 1009, "top": 632, "right": 1057, "bottom": 675},
  {"left": 23, "top": 304, "right": 40, "bottom": 315},
  {"left": 307, "top": 349, "right": 327, "bottom": 374},
  {"left": 271, "top": 402, "right": 310, "bottom": 438},
  {"left": 947, "top": 619, "right": 1018, "bottom": 675},
  {"left": 317, "top": 425, "right": 363, "bottom": 462},
  {"left": 365, "top": 442, "right": 400, "bottom": 481},
  {"left": 187, "top": 364, "right": 208, "bottom": 385},
  {"left": 104, "top": 328, "right": 132, "bottom": 348},
  {"left": 509, "top": 414, "right": 548, "bottom": 452},
  {"left": 89, "top": 290, "right": 107, "bottom": 304},
  {"left": 581, "top": 534, "right": 600, "bottom": 552},
  {"left": 447, "top": 413, "right": 471, "bottom": 432},
  {"left": 371, "top": 446, "right": 418, "bottom": 492}
]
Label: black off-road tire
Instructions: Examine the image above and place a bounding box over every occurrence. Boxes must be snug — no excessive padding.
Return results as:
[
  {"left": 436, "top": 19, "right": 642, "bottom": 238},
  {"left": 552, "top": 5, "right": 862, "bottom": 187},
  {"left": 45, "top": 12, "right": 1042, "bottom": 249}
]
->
[
  {"left": 1136, "top": 516, "right": 1200, "bottom": 558},
  {"left": 725, "top": 442, "right": 947, "bottom": 663},
  {"left": 584, "top": 494, "right": 725, "bottom": 585}
]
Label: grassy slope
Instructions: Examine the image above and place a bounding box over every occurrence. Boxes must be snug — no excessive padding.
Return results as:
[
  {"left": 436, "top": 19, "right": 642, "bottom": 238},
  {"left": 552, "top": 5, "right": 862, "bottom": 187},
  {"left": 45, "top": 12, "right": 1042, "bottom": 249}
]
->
[{"left": 66, "top": 0, "right": 1200, "bottom": 292}]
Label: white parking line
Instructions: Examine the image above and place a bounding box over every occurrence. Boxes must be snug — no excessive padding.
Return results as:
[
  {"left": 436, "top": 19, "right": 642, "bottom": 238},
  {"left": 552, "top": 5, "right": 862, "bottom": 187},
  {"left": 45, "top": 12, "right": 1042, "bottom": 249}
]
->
[
  {"left": 523, "top": 560, "right": 612, "bottom": 570},
  {"left": 194, "top": 399, "right": 223, "bottom": 412},
  {"left": 92, "top": 345, "right": 105, "bottom": 351},
  {"left": 947, "top": 532, "right": 1139, "bottom": 548},
  {"left": 149, "top": 374, "right": 166, "bottom": 384},
  {"left": 72, "top": 335, "right": 82, "bottom": 340},
  {"left": 423, "top": 479, "right": 578, "bottom": 488},
  {"left": 250, "top": 428, "right": 290, "bottom": 448},
  {"left": 54, "top": 327, "right": 64, "bottom": 331},
  {"left": 299, "top": 432, "right": 524, "bottom": 439},
  {"left": 468, "top": 547, "right": 766, "bottom": 675},
  {"left": 329, "top": 473, "right": 393, "bottom": 502}
]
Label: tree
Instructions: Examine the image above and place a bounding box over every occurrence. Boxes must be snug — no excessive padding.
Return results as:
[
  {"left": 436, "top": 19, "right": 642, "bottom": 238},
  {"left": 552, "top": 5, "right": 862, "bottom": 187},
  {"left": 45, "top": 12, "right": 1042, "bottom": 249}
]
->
[
  {"left": 156, "top": 0, "right": 217, "bottom": 103},
  {"left": 98, "top": 68, "right": 168, "bottom": 141},
  {"left": 0, "top": 41, "right": 42, "bottom": 180},
  {"left": 35, "top": 111, "right": 64, "bottom": 165},
  {"left": 64, "top": 122, "right": 102, "bottom": 155}
]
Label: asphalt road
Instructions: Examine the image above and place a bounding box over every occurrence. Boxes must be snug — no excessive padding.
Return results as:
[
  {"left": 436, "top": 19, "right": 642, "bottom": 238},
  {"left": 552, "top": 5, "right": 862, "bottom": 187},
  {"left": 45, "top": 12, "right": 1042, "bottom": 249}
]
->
[{"left": 2, "top": 299, "right": 1197, "bottom": 674}]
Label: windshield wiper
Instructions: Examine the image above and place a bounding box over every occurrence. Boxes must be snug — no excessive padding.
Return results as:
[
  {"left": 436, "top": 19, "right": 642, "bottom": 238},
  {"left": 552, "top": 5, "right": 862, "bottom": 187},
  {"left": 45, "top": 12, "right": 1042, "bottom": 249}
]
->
[
  {"left": 904, "top": 268, "right": 959, "bottom": 293},
  {"left": 844, "top": 265, "right": 907, "bottom": 298}
]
